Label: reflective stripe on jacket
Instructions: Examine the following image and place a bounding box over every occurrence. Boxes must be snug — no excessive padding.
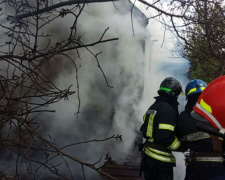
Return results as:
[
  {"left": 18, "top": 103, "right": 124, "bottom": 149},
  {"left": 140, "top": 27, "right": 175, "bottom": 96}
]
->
[
  {"left": 140, "top": 95, "right": 182, "bottom": 165},
  {"left": 181, "top": 132, "right": 210, "bottom": 142},
  {"left": 186, "top": 151, "right": 224, "bottom": 163},
  {"left": 144, "top": 146, "right": 176, "bottom": 163},
  {"left": 176, "top": 95, "right": 222, "bottom": 166},
  {"left": 176, "top": 102, "right": 214, "bottom": 152}
]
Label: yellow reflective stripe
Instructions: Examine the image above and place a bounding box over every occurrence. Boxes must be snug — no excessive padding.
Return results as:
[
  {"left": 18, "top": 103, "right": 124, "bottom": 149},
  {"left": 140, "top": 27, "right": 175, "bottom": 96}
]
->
[
  {"left": 187, "top": 87, "right": 205, "bottom": 95},
  {"left": 159, "top": 124, "right": 174, "bottom": 131},
  {"left": 187, "top": 87, "right": 197, "bottom": 95},
  {"left": 146, "top": 115, "right": 151, "bottom": 137},
  {"left": 200, "top": 99, "right": 212, "bottom": 113},
  {"left": 144, "top": 148, "right": 175, "bottom": 163},
  {"left": 146, "top": 114, "right": 155, "bottom": 137},
  {"left": 195, "top": 157, "right": 223, "bottom": 162},
  {"left": 200, "top": 87, "right": 205, "bottom": 91},
  {"left": 168, "top": 137, "right": 180, "bottom": 150},
  {"left": 147, "top": 147, "right": 173, "bottom": 157},
  {"left": 195, "top": 103, "right": 222, "bottom": 129},
  {"left": 143, "top": 114, "right": 146, "bottom": 122},
  {"left": 148, "top": 138, "right": 154, "bottom": 142}
]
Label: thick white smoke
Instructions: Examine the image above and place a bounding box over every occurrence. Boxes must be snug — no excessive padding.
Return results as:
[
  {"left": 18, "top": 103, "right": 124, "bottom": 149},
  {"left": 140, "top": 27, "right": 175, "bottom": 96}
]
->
[
  {"left": 31, "top": 1, "right": 147, "bottom": 179},
  {"left": 0, "top": 1, "right": 149, "bottom": 179}
]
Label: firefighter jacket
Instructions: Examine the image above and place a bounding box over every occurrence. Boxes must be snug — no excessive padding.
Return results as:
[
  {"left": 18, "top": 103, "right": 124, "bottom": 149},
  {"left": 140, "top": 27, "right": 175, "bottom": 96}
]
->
[
  {"left": 176, "top": 93, "right": 223, "bottom": 163},
  {"left": 140, "top": 92, "right": 184, "bottom": 166}
]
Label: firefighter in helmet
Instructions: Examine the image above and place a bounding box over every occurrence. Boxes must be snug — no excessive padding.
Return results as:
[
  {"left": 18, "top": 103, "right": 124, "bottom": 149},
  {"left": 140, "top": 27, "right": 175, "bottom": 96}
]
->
[
  {"left": 140, "top": 77, "right": 186, "bottom": 180},
  {"left": 176, "top": 79, "right": 224, "bottom": 180},
  {"left": 191, "top": 76, "right": 225, "bottom": 179}
]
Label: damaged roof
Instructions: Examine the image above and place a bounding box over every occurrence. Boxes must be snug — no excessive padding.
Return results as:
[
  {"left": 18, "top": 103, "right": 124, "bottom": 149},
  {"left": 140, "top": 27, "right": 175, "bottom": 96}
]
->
[{"left": 100, "top": 151, "right": 144, "bottom": 180}]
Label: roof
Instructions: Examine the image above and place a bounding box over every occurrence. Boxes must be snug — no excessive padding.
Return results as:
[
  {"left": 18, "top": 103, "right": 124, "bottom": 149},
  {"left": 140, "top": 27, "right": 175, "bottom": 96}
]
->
[
  {"left": 100, "top": 151, "right": 144, "bottom": 180},
  {"left": 87, "top": 0, "right": 148, "bottom": 27}
]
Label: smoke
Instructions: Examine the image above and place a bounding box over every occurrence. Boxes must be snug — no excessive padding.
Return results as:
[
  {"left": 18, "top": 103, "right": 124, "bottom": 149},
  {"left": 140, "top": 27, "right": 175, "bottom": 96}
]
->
[
  {"left": 0, "top": 0, "right": 190, "bottom": 179},
  {"left": 39, "top": 1, "right": 148, "bottom": 179},
  {"left": 0, "top": 1, "right": 148, "bottom": 179}
]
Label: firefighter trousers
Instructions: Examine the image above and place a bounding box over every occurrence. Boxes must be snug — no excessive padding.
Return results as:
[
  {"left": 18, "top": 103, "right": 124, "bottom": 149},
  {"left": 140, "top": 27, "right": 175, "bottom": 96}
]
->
[
  {"left": 141, "top": 155, "right": 173, "bottom": 180},
  {"left": 185, "top": 162, "right": 225, "bottom": 180}
]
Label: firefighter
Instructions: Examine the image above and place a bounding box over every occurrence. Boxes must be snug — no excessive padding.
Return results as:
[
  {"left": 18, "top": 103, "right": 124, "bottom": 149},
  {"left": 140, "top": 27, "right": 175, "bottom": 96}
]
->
[
  {"left": 176, "top": 79, "right": 224, "bottom": 180},
  {"left": 140, "top": 77, "right": 186, "bottom": 180},
  {"left": 191, "top": 76, "right": 225, "bottom": 179}
]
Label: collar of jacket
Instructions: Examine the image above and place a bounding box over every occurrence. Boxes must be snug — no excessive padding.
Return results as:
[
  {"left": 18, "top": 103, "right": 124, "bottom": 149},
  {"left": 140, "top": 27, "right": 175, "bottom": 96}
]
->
[
  {"left": 154, "top": 91, "right": 179, "bottom": 106},
  {"left": 185, "top": 93, "right": 201, "bottom": 113}
]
